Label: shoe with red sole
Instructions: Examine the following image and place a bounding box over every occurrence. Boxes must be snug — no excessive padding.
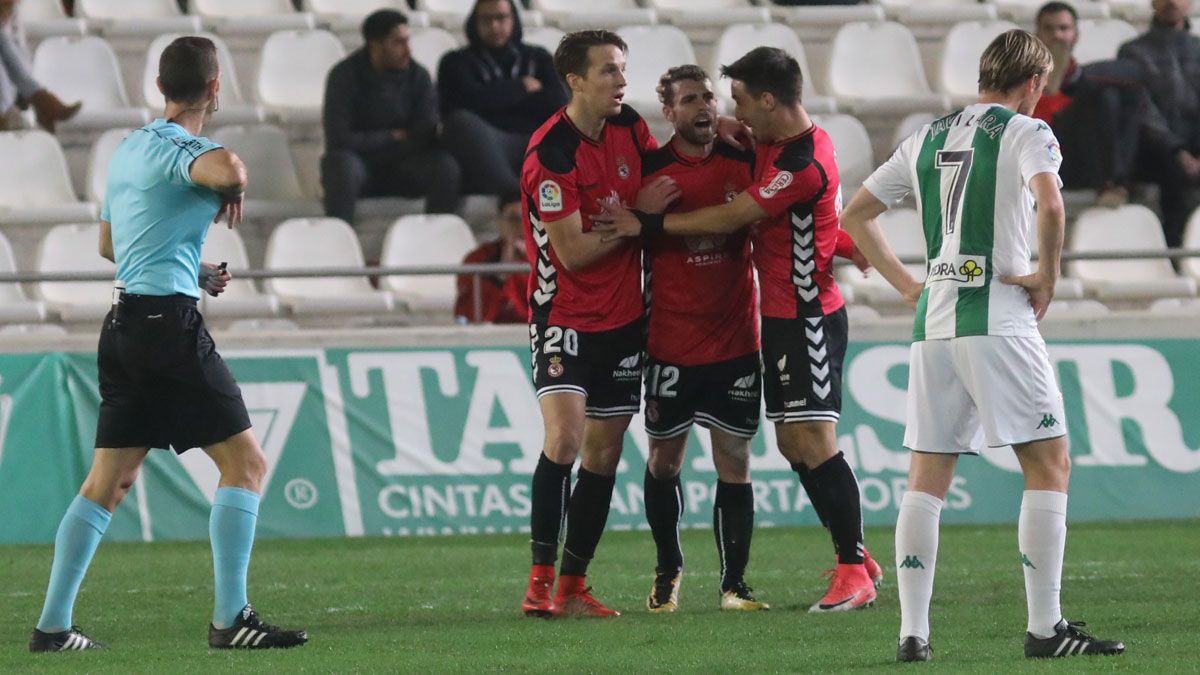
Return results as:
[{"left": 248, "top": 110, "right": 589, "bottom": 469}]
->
[
  {"left": 555, "top": 575, "right": 620, "bottom": 618},
  {"left": 522, "top": 565, "right": 556, "bottom": 618},
  {"left": 864, "top": 550, "right": 884, "bottom": 588},
  {"left": 809, "top": 563, "right": 877, "bottom": 613}
]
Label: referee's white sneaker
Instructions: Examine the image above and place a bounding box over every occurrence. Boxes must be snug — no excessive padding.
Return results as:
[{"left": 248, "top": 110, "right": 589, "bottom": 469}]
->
[
  {"left": 208, "top": 604, "right": 308, "bottom": 649},
  {"left": 29, "top": 625, "right": 105, "bottom": 652}
]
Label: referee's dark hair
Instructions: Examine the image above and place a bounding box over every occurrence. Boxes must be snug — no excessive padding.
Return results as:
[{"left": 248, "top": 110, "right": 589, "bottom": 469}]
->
[
  {"left": 362, "top": 9, "right": 408, "bottom": 44},
  {"left": 554, "top": 29, "right": 627, "bottom": 83},
  {"left": 721, "top": 47, "right": 802, "bottom": 106},
  {"left": 1036, "top": 1, "right": 1079, "bottom": 24},
  {"left": 658, "top": 65, "right": 710, "bottom": 106},
  {"left": 159, "top": 37, "right": 219, "bottom": 104}
]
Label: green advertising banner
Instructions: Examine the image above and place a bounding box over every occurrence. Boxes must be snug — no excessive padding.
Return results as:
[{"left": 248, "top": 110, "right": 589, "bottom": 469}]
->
[{"left": 0, "top": 341, "right": 1197, "bottom": 544}]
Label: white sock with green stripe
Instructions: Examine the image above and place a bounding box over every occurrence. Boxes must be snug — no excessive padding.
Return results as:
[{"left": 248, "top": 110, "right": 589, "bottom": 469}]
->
[
  {"left": 1019, "top": 490, "right": 1068, "bottom": 639},
  {"left": 895, "top": 491, "right": 943, "bottom": 641}
]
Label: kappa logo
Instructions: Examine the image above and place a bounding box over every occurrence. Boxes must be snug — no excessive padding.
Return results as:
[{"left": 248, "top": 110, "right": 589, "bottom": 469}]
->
[
  {"left": 899, "top": 555, "right": 925, "bottom": 570},
  {"left": 1036, "top": 413, "right": 1059, "bottom": 430},
  {"left": 759, "top": 170, "right": 793, "bottom": 199},
  {"left": 618, "top": 354, "right": 640, "bottom": 369},
  {"left": 538, "top": 180, "right": 563, "bottom": 212}
]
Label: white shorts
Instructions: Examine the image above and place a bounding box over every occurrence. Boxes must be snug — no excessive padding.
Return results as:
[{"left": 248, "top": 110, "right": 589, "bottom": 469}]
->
[{"left": 903, "top": 335, "right": 1067, "bottom": 454}]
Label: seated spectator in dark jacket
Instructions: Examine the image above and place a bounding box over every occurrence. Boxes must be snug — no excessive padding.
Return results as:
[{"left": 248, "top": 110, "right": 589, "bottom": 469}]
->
[
  {"left": 1119, "top": 0, "right": 1200, "bottom": 247},
  {"left": 454, "top": 201, "right": 529, "bottom": 323},
  {"left": 438, "top": 0, "right": 566, "bottom": 202},
  {"left": 322, "top": 10, "right": 461, "bottom": 224},
  {"left": 1033, "top": 2, "right": 1147, "bottom": 207}
]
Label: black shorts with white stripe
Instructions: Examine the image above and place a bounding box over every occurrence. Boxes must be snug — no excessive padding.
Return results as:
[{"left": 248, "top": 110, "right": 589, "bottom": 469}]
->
[
  {"left": 761, "top": 307, "right": 847, "bottom": 424},
  {"left": 644, "top": 352, "right": 761, "bottom": 440},
  {"left": 529, "top": 318, "right": 645, "bottom": 418}
]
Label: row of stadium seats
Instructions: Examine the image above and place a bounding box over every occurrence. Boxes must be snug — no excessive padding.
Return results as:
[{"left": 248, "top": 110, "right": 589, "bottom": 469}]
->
[
  {"left": 0, "top": 203, "right": 1197, "bottom": 330},
  {"left": 17, "top": 0, "right": 1187, "bottom": 39},
  {"left": 18, "top": 18, "right": 1163, "bottom": 135}
]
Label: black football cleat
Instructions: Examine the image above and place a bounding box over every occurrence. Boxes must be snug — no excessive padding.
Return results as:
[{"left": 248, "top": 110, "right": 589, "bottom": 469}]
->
[
  {"left": 29, "top": 626, "right": 105, "bottom": 652},
  {"left": 1025, "top": 619, "right": 1125, "bottom": 658},
  {"left": 896, "top": 636, "right": 932, "bottom": 662},
  {"left": 208, "top": 604, "right": 308, "bottom": 649}
]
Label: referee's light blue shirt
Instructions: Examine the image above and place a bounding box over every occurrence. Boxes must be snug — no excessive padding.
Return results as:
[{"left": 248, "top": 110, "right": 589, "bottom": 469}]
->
[{"left": 101, "top": 118, "right": 223, "bottom": 299}]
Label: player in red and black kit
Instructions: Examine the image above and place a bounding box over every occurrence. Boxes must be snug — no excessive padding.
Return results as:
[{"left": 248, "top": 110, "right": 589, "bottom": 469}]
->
[
  {"left": 518, "top": 30, "right": 681, "bottom": 619},
  {"left": 636, "top": 66, "right": 766, "bottom": 614},
  {"left": 595, "top": 47, "right": 883, "bottom": 613}
]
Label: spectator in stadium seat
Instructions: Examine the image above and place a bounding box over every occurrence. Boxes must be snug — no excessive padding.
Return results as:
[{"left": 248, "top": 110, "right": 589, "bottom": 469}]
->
[
  {"left": 321, "top": 9, "right": 462, "bottom": 224},
  {"left": 1033, "top": 2, "right": 1147, "bottom": 208},
  {"left": 1119, "top": 0, "right": 1200, "bottom": 247},
  {"left": 438, "top": 0, "right": 567, "bottom": 203},
  {"left": 0, "top": 0, "right": 81, "bottom": 132},
  {"left": 454, "top": 200, "right": 530, "bottom": 323}
]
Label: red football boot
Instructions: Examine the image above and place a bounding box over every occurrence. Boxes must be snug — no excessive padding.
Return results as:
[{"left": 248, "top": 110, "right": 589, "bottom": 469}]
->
[
  {"left": 522, "top": 565, "right": 556, "bottom": 617},
  {"left": 809, "top": 563, "right": 877, "bottom": 613},
  {"left": 864, "top": 549, "right": 884, "bottom": 588},
  {"left": 554, "top": 575, "right": 620, "bottom": 618}
]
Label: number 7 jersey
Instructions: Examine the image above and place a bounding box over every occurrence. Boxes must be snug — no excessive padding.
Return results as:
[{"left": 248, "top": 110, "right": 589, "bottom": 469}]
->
[{"left": 863, "top": 104, "right": 1063, "bottom": 342}]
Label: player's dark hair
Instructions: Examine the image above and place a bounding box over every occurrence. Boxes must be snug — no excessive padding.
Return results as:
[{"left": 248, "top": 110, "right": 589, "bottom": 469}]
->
[
  {"left": 720, "top": 46, "right": 802, "bottom": 106},
  {"left": 1036, "top": 1, "right": 1078, "bottom": 24},
  {"left": 658, "top": 64, "right": 709, "bottom": 106},
  {"left": 554, "top": 29, "right": 627, "bottom": 83},
  {"left": 158, "top": 36, "right": 219, "bottom": 104},
  {"left": 362, "top": 9, "right": 408, "bottom": 44}
]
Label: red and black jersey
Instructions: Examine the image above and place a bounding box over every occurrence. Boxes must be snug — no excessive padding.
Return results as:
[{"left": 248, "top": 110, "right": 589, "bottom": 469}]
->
[
  {"left": 642, "top": 140, "right": 757, "bottom": 366},
  {"left": 748, "top": 124, "right": 847, "bottom": 319},
  {"left": 520, "top": 105, "right": 657, "bottom": 332}
]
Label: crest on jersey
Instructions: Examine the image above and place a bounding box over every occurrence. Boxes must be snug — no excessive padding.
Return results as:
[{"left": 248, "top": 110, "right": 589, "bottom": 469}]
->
[
  {"left": 759, "top": 170, "right": 793, "bottom": 199},
  {"left": 538, "top": 180, "right": 563, "bottom": 212},
  {"left": 548, "top": 356, "right": 564, "bottom": 378},
  {"left": 724, "top": 182, "right": 738, "bottom": 203},
  {"left": 645, "top": 400, "right": 659, "bottom": 423},
  {"left": 1046, "top": 142, "right": 1062, "bottom": 163},
  {"left": 616, "top": 156, "right": 631, "bottom": 179}
]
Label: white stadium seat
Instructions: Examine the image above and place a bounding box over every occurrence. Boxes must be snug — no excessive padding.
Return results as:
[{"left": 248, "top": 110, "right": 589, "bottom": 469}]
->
[
  {"left": 304, "top": 0, "right": 430, "bottom": 33},
  {"left": 643, "top": 0, "right": 769, "bottom": 30},
  {"left": 143, "top": 33, "right": 264, "bottom": 123},
  {"left": 0, "top": 230, "right": 50, "bottom": 324},
  {"left": 256, "top": 29, "right": 346, "bottom": 124},
  {"left": 86, "top": 127, "right": 133, "bottom": 204},
  {"left": 1068, "top": 205, "right": 1197, "bottom": 300},
  {"left": 1074, "top": 19, "right": 1139, "bottom": 65},
  {"left": 939, "top": 21, "right": 1019, "bottom": 106},
  {"left": 382, "top": 215, "right": 477, "bottom": 312},
  {"left": 813, "top": 114, "right": 873, "bottom": 198},
  {"left": 410, "top": 28, "right": 459, "bottom": 80},
  {"left": 890, "top": 112, "right": 936, "bottom": 152},
  {"left": 200, "top": 226, "right": 281, "bottom": 318},
  {"left": 1042, "top": 299, "right": 1110, "bottom": 320},
  {"left": 994, "top": 0, "right": 1109, "bottom": 21},
  {"left": 209, "top": 125, "right": 323, "bottom": 219},
  {"left": 1180, "top": 209, "right": 1200, "bottom": 282},
  {"left": 264, "top": 218, "right": 395, "bottom": 315},
  {"left": 522, "top": 26, "right": 566, "bottom": 56},
  {"left": 31, "top": 36, "right": 151, "bottom": 129},
  {"left": 18, "top": 0, "right": 88, "bottom": 39},
  {"left": 877, "top": 0, "right": 997, "bottom": 23},
  {"left": 828, "top": 22, "right": 949, "bottom": 115},
  {"left": 763, "top": 2, "right": 884, "bottom": 32},
  {"left": 618, "top": 25, "right": 696, "bottom": 114},
  {"left": 0, "top": 131, "right": 98, "bottom": 225},
  {"left": 835, "top": 208, "right": 927, "bottom": 306},
  {"left": 76, "top": 0, "right": 202, "bottom": 36},
  {"left": 533, "top": 0, "right": 656, "bottom": 31},
  {"left": 1107, "top": 0, "right": 1154, "bottom": 22},
  {"left": 711, "top": 24, "right": 835, "bottom": 115},
  {"left": 36, "top": 223, "right": 115, "bottom": 322},
  {"left": 192, "top": 0, "right": 315, "bottom": 33}
]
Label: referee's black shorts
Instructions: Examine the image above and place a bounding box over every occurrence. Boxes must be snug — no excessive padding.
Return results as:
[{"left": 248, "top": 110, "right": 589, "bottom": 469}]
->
[{"left": 95, "top": 293, "right": 251, "bottom": 453}]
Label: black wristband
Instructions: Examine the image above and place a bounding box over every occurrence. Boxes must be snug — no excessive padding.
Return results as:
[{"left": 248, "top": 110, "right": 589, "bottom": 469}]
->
[{"left": 633, "top": 210, "right": 665, "bottom": 238}]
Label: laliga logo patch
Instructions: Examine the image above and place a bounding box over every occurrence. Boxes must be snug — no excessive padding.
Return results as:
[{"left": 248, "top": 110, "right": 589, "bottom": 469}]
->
[
  {"left": 616, "top": 156, "right": 631, "bottom": 179},
  {"left": 759, "top": 170, "right": 793, "bottom": 199},
  {"left": 1047, "top": 142, "right": 1062, "bottom": 163},
  {"left": 548, "top": 355, "right": 564, "bottom": 378},
  {"left": 539, "top": 180, "right": 563, "bottom": 212}
]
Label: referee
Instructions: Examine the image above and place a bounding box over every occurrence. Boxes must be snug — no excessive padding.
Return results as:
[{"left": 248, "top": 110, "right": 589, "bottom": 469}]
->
[{"left": 28, "top": 37, "right": 307, "bottom": 652}]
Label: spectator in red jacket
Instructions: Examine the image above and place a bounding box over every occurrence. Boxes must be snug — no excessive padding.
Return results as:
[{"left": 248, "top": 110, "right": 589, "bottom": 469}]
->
[{"left": 455, "top": 201, "right": 529, "bottom": 323}]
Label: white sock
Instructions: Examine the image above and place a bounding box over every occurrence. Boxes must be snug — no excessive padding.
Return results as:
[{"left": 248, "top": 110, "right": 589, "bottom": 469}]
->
[
  {"left": 1019, "top": 490, "right": 1068, "bottom": 638},
  {"left": 895, "top": 490, "right": 943, "bottom": 641}
]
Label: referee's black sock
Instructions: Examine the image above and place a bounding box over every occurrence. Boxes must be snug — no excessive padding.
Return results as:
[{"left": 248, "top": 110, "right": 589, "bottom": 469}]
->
[
  {"left": 810, "top": 451, "right": 866, "bottom": 565},
  {"left": 643, "top": 468, "right": 684, "bottom": 574},
  {"left": 713, "top": 480, "right": 754, "bottom": 592},
  {"left": 793, "top": 461, "right": 838, "bottom": 556},
  {"left": 560, "top": 467, "right": 616, "bottom": 577},
  {"left": 530, "top": 453, "right": 573, "bottom": 567}
]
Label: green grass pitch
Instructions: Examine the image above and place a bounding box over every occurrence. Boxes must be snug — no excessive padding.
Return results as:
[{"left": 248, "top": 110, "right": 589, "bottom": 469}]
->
[{"left": 1, "top": 520, "right": 1195, "bottom": 673}]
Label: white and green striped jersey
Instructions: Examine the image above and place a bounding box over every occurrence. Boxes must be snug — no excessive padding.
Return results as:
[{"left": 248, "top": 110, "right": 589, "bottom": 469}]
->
[{"left": 863, "top": 103, "right": 1062, "bottom": 341}]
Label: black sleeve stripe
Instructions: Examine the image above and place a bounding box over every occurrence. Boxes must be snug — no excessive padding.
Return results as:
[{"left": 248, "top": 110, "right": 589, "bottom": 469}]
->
[
  {"left": 641, "top": 146, "right": 676, "bottom": 178},
  {"left": 535, "top": 118, "right": 580, "bottom": 174}
]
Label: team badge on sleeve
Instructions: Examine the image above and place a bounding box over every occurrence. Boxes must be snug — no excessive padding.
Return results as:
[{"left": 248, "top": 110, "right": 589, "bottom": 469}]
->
[
  {"left": 539, "top": 180, "right": 563, "bottom": 212},
  {"left": 759, "top": 171, "right": 794, "bottom": 199},
  {"left": 1047, "top": 142, "right": 1062, "bottom": 163}
]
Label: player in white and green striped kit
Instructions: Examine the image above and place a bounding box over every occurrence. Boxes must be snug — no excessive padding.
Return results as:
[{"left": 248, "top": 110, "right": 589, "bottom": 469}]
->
[{"left": 840, "top": 30, "right": 1124, "bottom": 663}]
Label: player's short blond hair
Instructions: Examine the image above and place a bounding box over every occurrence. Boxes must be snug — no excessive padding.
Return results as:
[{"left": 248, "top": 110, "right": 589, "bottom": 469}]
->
[{"left": 978, "top": 29, "right": 1053, "bottom": 94}]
